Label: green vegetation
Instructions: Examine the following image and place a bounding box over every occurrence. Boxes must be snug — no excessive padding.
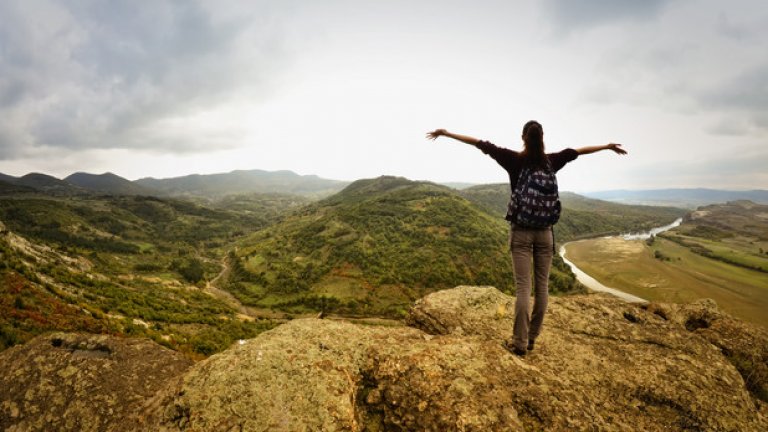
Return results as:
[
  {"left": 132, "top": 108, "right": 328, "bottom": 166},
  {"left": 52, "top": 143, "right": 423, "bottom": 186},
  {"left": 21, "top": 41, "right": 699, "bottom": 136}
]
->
[
  {"left": 0, "top": 177, "right": 696, "bottom": 356},
  {"left": 0, "top": 271, "right": 110, "bottom": 351},
  {"left": 0, "top": 193, "right": 287, "bottom": 355},
  {"left": 226, "top": 177, "right": 581, "bottom": 317},
  {"left": 653, "top": 249, "right": 672, "bottom": 262},
  {"left": 134, "top": 169, "right": 348, "bottom": 198},
  {"left": 659, "top": 201, "right": 768, "bottom": 274},
  {"left": 565, "top": 234, "right": 768, "bottom": 328},
  {"left": 460, "top": 185, "right": 686, "bottom": 242}
]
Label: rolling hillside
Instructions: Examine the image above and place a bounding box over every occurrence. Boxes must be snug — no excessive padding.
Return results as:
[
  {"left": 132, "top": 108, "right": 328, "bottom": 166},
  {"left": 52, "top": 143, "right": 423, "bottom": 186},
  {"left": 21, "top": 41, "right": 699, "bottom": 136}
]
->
[
  {"left": 10, "top": 173, "right": 84, "bottom": 195},
  {"left": 460, "top": 183, "right": 687, "bottom": 241},
  {"left": 0, "top": 193, "right": 299, "bottom": 354},
  {"left": 0, "top": 179, "right": 36, "bottom": 195},
  {"left": 564, "top": 201, "right": 768, "bottom": 327},
  {"left": 228, "top": 176, "right": 581, "bottom": 317},
  {"left": 660, "top": 200, "right": 768, "bottom": 273},
  {"left": 2, "top": 168, "right": 349, "bottom": 200},
  {"left": 64, "top": 172, "right": 158, "bottom": 196},
  {"left": 1, "top": 174, "right": 698, "bottom": 356}
]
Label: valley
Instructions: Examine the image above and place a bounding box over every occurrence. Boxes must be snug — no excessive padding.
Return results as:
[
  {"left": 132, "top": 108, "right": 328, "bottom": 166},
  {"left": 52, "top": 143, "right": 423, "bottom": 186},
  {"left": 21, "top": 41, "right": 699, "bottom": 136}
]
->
[
  {"left": 0, "top": 193, "right": 294, "bottom": 356},
  {"left": 564, "top": 201, "right": 768, "bottom": 327},
  {"left": 0, "top": 170, "right": 729, "bottom": 358}
]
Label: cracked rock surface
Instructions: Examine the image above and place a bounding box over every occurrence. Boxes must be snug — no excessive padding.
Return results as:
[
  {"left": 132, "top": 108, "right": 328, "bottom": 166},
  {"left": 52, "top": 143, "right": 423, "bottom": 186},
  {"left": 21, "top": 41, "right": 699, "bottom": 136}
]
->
[{"left": 0, "top": 332, "right": 193, "bottom": 432}]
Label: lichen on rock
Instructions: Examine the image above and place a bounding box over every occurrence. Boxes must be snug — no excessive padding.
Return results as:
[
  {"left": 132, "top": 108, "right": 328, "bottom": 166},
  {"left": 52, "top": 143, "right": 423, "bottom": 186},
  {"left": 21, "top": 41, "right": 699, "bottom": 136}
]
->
[
  {"left": 407, "top": 287, "right": 768, "bottom": 431},
  {"left": 0, "top": 332, "right": 193, "bottom": 432},
  {"left": 1, "top": 286, "right": 767, "bottom": 432}
]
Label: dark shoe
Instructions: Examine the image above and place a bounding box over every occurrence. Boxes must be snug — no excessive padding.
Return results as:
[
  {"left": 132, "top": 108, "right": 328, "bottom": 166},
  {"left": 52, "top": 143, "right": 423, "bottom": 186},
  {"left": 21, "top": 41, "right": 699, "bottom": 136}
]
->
[
  {"left": 527, "top": 340, "right": 535, "bottom": 351},
  {"left": 502, "top": 340, "right": 526, "bottom": 357}
]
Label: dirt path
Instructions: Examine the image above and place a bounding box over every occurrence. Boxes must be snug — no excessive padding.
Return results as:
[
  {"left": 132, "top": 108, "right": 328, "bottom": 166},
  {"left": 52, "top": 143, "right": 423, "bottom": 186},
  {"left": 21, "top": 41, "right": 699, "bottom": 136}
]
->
[
  {"left": 204, "top": 256, "right": 243, "bottom": 312},
  {"left": 203, "top": 254, "right": 290, "bottom": 321},
  {"left": 202, "top": 252, "right": 406, "bottom": 325}
]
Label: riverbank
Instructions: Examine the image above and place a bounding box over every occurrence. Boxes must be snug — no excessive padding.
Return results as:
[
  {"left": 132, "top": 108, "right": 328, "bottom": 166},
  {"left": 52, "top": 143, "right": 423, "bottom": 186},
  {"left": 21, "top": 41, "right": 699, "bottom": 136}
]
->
[
  {"left": 558, "top": 218, "right": 682, "bottom": 303},
  {"left": 560, "top": 244, "right": 646, "bottom": 303},
  {"left": 564, "top": 235, "right": 768, "bottom": 328}
]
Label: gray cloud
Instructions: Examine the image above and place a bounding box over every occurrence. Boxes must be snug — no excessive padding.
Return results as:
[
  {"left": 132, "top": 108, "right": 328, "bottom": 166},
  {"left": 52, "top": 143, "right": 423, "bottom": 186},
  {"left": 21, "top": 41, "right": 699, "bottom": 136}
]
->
[
  {"left": 543, "top": 0, "right": 674, "bottom": 32},
  {"left": 568, "top": 0, "right": 768, "bottom": 139},
  {"left": 629, "top": 151, "right": 768, "bottom": 189},
  {"left": 0, "top": 0, "right": 289, "bottom": 159},
  {"left": 700, "top": 64, "right": 768, "bottom": 135},
  {"left": 702, "top": 64, "right": 768, "bottom": 111}
]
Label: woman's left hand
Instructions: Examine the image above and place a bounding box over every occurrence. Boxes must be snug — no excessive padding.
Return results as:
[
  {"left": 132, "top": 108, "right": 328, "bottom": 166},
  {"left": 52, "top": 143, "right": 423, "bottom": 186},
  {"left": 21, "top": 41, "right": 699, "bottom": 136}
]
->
[{"left": 607, "top": 143, "right": 627, "bottom": 155}]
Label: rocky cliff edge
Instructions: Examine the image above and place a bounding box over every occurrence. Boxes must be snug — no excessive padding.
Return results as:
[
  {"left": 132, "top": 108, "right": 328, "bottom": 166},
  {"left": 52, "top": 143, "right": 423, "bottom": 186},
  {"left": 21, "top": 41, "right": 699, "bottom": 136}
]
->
[{"left": 1, "top": 286, "right": 766, "bottom": 431}]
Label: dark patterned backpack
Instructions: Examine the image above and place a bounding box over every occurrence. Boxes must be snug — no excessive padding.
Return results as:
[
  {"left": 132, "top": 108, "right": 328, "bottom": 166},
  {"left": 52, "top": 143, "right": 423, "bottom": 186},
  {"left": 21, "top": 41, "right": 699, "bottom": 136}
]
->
[{"left": 506, "top": 161, "right": 561, "bottom": 228}]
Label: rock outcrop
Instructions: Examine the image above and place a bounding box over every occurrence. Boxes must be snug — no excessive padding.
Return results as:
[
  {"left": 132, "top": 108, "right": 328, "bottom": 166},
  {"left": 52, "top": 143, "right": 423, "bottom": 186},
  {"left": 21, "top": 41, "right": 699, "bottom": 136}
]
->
[
  {"left": 0, "top": 332, "right": 193, "bottom": 432},
  {"left": 1, "top": 286, "right": 767, "bottom": 431},
  {"left": 407, "top": 287, "right": 767, "bottom": 431}
]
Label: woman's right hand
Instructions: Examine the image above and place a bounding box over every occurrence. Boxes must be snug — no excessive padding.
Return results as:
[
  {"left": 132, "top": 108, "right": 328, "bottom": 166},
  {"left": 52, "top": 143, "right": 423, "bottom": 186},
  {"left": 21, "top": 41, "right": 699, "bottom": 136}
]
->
[{"left": 426, "top": 129, "right": 447, "bottom": 140}]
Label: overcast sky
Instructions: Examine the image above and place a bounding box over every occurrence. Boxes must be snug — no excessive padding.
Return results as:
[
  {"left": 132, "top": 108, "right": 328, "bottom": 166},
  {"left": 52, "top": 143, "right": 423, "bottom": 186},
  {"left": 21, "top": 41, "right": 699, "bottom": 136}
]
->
[{"left": 0, "top": 0, "right": 766, "bottom": 192}]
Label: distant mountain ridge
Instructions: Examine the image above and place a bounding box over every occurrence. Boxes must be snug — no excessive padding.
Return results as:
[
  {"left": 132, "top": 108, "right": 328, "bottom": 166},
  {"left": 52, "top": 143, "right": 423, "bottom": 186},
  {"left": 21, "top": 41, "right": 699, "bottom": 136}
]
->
[
  {"left": 585, "top": 188, "right": 768, "bottom": 208},
  {"left": 2, "top": 168, "right": 764, "bottom": 203},
  {"left": 65, "top": 172, "right": 157, "bottom": 196},
  {"left": 135, "top": 169, "right": 348, "bottom": 198},
  {"left": 0, "top": 169, "right": 349, "bottom": 198},
  {"left": 0, "top": 173, "right": 17, "bottom": 184},
  {"left": 14, "top": 173, "right": 84, "bottom": 195},
  {"left": 0, "top": 178, "right": 36, "bottom": 195}
]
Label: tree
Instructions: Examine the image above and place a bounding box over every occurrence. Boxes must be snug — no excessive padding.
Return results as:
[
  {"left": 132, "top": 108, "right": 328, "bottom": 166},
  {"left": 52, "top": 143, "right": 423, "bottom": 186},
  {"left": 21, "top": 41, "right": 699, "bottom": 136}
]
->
[{"left": 179, "top": 258, "right": 205, "bottom": 283}]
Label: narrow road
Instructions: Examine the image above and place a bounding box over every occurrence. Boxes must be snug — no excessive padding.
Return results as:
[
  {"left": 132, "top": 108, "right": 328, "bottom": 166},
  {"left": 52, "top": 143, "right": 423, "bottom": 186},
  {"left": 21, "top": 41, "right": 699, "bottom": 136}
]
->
[
  {"left": 204, "top": 255, "right": 246, "bottom": 314},
  {"left": 203, "top": 253, "right": 287, "bottom": 320}
]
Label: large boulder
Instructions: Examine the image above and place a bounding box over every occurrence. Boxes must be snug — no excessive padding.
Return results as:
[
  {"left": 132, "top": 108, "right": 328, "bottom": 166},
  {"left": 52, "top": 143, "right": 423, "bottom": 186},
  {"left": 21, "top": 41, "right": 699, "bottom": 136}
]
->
[
  {"left": 2, "top": 286, "right": 766, "bottom": 431},
  {"left": 408, "top": 286, "right": 767, "bottom": 431},
  {"left": 644, "top": 299, "right": 768, "bottom": 404},
  {"left": 0, "top": 332, "right": 193, "bottom": 432},
  {"left": 360, "top": 335, "right": 527, "bottom": 431},
  {"left": 137, "top": 319, "right": 426, "bottom": 431}
]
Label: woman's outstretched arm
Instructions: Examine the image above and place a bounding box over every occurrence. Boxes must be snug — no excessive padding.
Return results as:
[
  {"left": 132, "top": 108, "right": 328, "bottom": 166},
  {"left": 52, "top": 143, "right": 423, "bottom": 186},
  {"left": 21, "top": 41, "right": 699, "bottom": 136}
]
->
[
  {"left": 576, "top": 143, "right": 627, "bottom": 155},
  {"left": 426, "top": 129, "right": 480, "bottom": 146}
]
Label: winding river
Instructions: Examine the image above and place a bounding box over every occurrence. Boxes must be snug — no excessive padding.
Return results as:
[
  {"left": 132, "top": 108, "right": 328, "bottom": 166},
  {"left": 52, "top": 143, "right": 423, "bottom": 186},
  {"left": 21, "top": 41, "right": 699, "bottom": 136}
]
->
[{"left": 559, "top": 218, "right": 683, "bottom": 303}]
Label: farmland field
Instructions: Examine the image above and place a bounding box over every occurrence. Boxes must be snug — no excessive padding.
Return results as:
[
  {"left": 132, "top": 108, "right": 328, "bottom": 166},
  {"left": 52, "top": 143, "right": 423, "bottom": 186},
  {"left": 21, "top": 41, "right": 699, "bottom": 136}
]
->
[{"left": 565, "top": 236, "right": 768, "bottom": 327}]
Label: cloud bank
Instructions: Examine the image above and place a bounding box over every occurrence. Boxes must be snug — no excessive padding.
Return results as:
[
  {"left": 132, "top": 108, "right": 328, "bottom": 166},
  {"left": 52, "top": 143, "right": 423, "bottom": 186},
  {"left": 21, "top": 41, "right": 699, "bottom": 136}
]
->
[
  {"left": 0, "top": 1, "right": 290, "bottom": 158},
  {"left": 0, "top": 0, "right": 765, "bottom": 190}
]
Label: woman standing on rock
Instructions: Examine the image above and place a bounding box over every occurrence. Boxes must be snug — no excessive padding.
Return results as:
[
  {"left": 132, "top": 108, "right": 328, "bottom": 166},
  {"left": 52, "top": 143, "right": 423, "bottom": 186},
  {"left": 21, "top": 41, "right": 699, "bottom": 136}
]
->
[{"left": 426, "top": 122, "right": 626, "bottom": 356}]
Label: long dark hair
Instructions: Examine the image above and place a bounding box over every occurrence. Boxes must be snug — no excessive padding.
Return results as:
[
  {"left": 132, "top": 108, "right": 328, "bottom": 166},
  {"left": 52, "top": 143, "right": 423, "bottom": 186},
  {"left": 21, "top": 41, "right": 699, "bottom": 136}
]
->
[{"left": 521, "top": 120, "right": 546, "bottom": 167}]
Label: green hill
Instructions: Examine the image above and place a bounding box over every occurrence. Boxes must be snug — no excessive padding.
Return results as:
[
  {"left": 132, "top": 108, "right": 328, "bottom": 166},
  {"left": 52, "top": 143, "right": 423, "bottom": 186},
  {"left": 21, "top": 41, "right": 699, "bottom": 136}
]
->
[
  {"left": 12, "top": 173, "right": 83, "bottom": 195},
  {"left": 1, "top": 175, "right": 694, "bottom": 357},
  {"left": 0, "top": 194, "right": 296, "bottom": 355},
  {"left": 564, "top": 201, "right": 768, "bottom": 328},
  {"left": 660, "top": 200, "right": 768, "bottom": 273},
  {"left": 460, "top": 184, "right": 687, "bottom": 242},
  {"left": 64, "top": 172, "right": 158, "bottom": 196},
  {"left": 0, "top": 173, "right": 17, "bottom": 184},
  {"left": 227, "top": 176, "right": 580, "bottom": 317},
  {"left": 0, "top": 179, "right": 36, "bottom": 195},
  {"left": 135, "top": 169, "right": 348, "bottom": 199}
]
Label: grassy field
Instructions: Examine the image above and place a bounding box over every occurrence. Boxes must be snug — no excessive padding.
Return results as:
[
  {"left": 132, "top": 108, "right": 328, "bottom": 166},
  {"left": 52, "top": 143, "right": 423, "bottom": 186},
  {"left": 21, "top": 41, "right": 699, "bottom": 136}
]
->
[{"left": 565, "top": 236, "right": 768, "bottom": 328}]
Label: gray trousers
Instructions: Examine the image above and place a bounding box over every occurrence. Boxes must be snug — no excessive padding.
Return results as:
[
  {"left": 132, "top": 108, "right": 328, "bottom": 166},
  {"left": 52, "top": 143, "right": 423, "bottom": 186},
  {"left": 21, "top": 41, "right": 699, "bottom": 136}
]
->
[{"left": 509, "top": 225, "right": 554, "bottom": 351}]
